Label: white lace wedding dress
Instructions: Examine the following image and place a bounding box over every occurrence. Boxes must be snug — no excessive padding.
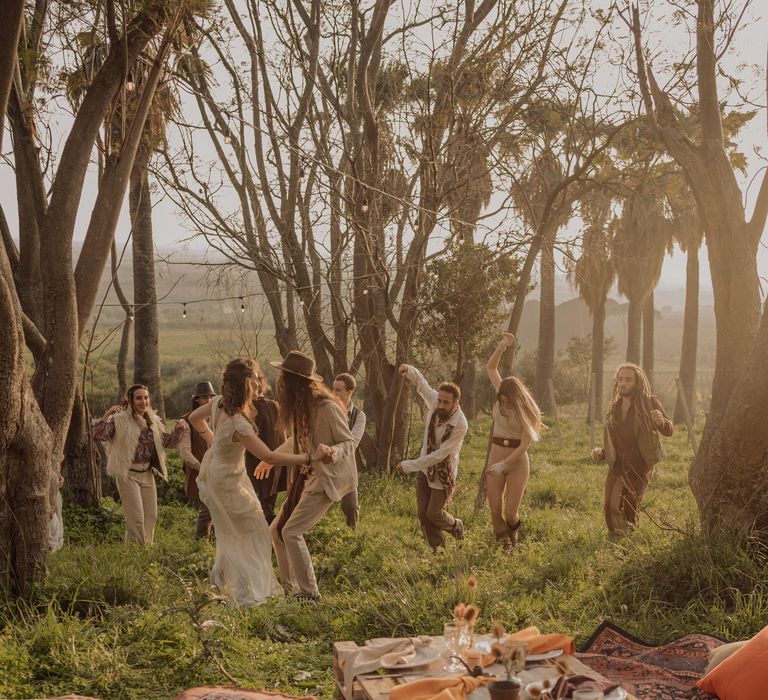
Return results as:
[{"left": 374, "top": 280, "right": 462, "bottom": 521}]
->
[{"left": 197, "top": 397, "right": 283, "bottom": 606}]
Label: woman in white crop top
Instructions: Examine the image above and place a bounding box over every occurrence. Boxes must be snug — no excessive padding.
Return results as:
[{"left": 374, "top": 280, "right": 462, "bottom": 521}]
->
[{"left": 484, "top": 333, "right": 543, "bottom": 549}]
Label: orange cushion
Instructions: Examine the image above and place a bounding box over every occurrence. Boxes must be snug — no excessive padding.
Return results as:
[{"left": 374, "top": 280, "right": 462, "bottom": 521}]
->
[{"left": 697, "top": 626, "right": 768, "bottom": 699}]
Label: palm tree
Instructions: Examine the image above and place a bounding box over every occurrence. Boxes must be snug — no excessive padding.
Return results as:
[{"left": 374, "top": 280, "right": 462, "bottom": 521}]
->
[
  {"left": 613, "top": 178, "right": 670, "bottom": 368},
  {"left": 512, "top": 148, "right": 572, "bottom": 413},
  {"left": 668, "top": 181, "right": 703, "bottom": 422},
  {"left": 570, "top": 187, "right": 616, "bottom": 420}
]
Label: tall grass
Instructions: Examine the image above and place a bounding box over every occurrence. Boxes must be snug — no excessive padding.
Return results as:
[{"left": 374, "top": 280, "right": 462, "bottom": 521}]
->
[{"left": 2, "top": 408, "right": 766, "bottom": 699}]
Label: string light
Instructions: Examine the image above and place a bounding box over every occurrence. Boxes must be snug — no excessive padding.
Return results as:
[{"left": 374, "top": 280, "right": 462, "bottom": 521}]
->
[
  {"left": 362, "top": 288, "right": 369, "bottom": 295},
  {"left": 299, "top": 167, "right": 305, "bottom": 183},
  {"left": 125, "top": 72, "right": 135, "bottom": 92},
  {"left": 361, "top": 200, "right": 369, "bottom": 214},
  {"left": 240, "top": 297, "right": 245, "bottom": 312},
  {"left": 128, "top": 305, "right": 134, "bottom": 320},
  {"left": 182, "top": 303, "right": 187, "bottom": 318}
]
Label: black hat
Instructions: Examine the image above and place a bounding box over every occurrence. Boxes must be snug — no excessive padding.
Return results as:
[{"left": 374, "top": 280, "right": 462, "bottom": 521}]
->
[
  {"left": 192, "top": 381, "right": 216, "bottom": 397},
  {"left": 270, "top": 350, "right": 323, "bottom": 382}
]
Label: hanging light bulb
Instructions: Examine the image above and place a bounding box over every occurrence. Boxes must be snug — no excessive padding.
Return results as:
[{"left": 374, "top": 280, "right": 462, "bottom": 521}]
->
[
  {"left": 128, "top": 305, "right": 134, "bottom": 321},
  {"left": 362, "top": 288, "right": 369, "bottom": 296},
  {"left": 361, "top": 201, "right": 369, "bottom": 214},
  {"left": 182, "top": 303, "right": 187, "bottom": 319},
  {"left": 224, "top": 133, "right": 231, "bottom": 145},
  {"left": 240, "top": 297, "right": 245, "bottom": 313},
  {"left": 299, "top": 168, "right": 305, "bottom": 183},
  {"left": 125, "top": 72, "right": 136, "bottom": 92}
]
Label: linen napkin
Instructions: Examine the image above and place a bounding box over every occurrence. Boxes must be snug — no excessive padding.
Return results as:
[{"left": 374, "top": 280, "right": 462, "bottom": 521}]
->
[
  {"left": 338, "top": 636, "right": 433, "bottom": 700},
  {"left": 480, "top": 626, "right": 575, "bottom": 667},
  {"left": 389, "top": 675, "right": 490, "bottom": 700}
]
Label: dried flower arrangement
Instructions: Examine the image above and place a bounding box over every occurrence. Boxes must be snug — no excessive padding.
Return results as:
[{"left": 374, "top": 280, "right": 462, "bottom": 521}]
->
[{"left": 489, "top": 621, "right": 527, "bottom": 682}]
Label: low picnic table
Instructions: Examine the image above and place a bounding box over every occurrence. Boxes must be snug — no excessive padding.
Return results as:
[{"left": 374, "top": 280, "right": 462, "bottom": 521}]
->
[{"left": 333, "top": 636, "right": 639, "bottom": 700}]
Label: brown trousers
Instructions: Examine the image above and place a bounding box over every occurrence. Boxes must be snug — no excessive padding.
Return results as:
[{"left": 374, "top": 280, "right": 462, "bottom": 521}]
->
[
  {"left": 604, "top": 462, "right": 652, "bottom": 535},
  {"left": 416, "top": 472, "right": 458, "bottom": 550}
]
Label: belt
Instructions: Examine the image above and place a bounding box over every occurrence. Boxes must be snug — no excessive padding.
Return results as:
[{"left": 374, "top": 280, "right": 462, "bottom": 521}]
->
[
  {"left": 491, "top": 436, "right": 521, "bottom": 448},
  {"left": 130, "top": 462, "right": 152, "bottom": 473}
]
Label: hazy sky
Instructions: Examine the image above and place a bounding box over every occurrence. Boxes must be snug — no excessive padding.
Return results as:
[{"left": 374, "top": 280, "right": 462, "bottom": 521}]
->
[{"left": 1, "top": 2, "right": 766, "bottom": 302}]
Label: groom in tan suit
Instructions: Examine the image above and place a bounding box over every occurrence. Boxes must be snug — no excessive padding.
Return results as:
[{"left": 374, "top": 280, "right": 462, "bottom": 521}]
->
[{"left": 259, "top": 351, "right": 357, "bottom": 601}]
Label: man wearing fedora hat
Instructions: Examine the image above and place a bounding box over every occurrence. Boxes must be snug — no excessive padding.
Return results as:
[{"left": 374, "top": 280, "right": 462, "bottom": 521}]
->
[
  {"left": 179, "top": 380, "right": 216, "bottom": 539},
  {"left": 257, "top": 350, "right": 356, "bottom": 600}
]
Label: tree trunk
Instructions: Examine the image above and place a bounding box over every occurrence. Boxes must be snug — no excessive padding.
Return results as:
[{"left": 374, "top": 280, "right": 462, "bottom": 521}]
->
[
  {"left": 0, "top": 244, "right": 53, "bottom": 595},
  {"left": 642, "top": 291, "right": 654, "bottom": 387},
  {"left": 459, "top": 359, "right": 477, "bottom": 419},
  {"left": 111, "top": 240, "right": 132, "bottom": 398},
  {"left": 590, "top": 299, "right": 606, "bottom": 422},
  {"left": 130, "top": 162, "right": 165, "bottom": 419},
  {"left": 674, "top": 246, "right": 699, "bottom": 423},
  {"left": 0, "top": 0, "right": 24, "bottom": 152},
  {"left": 535, "top": 235, "right": 555, "bottom": 413},
  {"left": 501, "top": 235, "right": 541, "bottom": 375},
  {"left": 61, "top": 388, "right": 102, "bottom": 507},
  {"left": 626, "top": 298, "right": 641, "bottom": 364},
  {"left": 690, "top": 297, "right": 768, "bottom": 534}
]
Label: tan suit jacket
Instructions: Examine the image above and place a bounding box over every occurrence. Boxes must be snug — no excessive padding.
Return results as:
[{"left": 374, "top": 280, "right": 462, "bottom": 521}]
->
[{"left": 308, "top": 400, "right": 357, "bottom": 502}]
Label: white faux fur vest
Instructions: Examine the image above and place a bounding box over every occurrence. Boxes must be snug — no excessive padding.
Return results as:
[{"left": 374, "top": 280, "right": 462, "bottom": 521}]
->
[{"left": 106, "top": 410, "right": 168, "bottom": 481}]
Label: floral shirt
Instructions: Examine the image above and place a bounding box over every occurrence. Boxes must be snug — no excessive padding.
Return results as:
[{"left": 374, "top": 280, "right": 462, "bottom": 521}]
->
[{"left": 91, "top": 415, "right": 186, "bottom": 464}]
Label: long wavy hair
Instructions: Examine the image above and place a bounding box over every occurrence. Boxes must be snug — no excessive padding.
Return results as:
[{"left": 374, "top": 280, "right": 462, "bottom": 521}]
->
[
  {"left": 219, "top": 358, "right": 259, "bottom": 424},
  {"left": 126, "top": 384, "right": 154, "bottom": 428},
  {"left": 496, "top": 376, "right": 543, "bottom": 441},
  {"left": 276, "top": 371, "right": 345, "bottom": 449},
  {"left": 605, "top": 363, "right": 655, "bottom": 435}
]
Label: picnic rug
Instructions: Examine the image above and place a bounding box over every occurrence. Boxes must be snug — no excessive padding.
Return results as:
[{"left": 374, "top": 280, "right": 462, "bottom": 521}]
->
[{"left": 576, "top": 621, "right": 727, "bottom": 700}]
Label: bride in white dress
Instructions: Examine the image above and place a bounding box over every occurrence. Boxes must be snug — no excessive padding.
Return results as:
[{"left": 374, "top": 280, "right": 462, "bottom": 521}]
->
[{"left": 188, "top": 358, "right": 332, "bottom": 606}]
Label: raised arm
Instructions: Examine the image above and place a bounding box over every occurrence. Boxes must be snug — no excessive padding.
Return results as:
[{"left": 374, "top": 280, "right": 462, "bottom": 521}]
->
[
  {"left": 486, "top": 333, "right": 516, "bottom": 389},
  {"left": 189, "top": 400, "right": 215, "bottom": 446},
  {"left": 399, "top": 364, "right": 438, "bottom": 406}
]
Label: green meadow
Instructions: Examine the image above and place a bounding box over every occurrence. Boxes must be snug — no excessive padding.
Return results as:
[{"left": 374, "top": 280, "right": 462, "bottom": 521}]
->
[{"left": 2, "top": 409, "right": 765, "bottom": 699}]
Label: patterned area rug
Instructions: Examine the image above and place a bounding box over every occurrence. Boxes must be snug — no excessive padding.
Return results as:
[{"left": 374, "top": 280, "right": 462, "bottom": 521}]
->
[{"left": 576, "top": 621, "right": 726, "bottom": 700}]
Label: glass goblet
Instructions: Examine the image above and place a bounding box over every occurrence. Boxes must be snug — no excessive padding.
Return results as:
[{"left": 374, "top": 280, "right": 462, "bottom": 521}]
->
[{"left": 443, "top": 622, "right": 465, "bottom": 673}]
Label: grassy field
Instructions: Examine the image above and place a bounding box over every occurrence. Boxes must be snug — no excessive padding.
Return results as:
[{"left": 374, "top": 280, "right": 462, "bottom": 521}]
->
[{"left": 2, "top": 408, "right": 766, "bottom": 699}]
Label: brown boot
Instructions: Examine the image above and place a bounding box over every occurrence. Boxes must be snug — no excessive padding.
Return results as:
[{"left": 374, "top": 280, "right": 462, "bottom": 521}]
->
[{"left": 506, "top": 519, "right": 522, "bottom": 547}]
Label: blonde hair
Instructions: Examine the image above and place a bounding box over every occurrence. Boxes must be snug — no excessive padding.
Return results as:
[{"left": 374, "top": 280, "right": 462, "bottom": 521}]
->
[
  {"left": 605, "top": 363, "right": 656, "bottom": 435},
  {"left": 496, "top": 376, "right": 543, "bottom": 441}
]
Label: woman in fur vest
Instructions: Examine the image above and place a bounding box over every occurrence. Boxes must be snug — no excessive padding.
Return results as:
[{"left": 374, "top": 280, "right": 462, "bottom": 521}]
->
[{"left": 92, "top": 384, "right": 185, "bottom": 544}]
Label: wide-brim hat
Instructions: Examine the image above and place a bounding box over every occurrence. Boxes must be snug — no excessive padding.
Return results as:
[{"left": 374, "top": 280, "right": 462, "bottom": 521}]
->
[
  {"left": 270, "top": 350, "right": 323, "bottom": 383},
  {"left": 192, "top": 380, "right": 216, "bottom": 397}
]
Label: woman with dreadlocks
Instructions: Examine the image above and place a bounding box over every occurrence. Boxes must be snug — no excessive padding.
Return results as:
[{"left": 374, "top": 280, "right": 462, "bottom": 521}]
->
[
  {"left": 258, "top": 351, "right": 356, "bottom": 601},
  {"left": 484, "top": 333, "right": 543, "bottom": 549},
  {"left": 591, "top": 363, "right": 674, "bottom": 535}
]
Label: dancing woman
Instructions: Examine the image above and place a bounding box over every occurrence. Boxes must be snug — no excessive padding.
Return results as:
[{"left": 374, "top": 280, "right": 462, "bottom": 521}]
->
[
  {"left": 91, "top": 384, "right": 185, "bottom": 544},
  {"left": 189, "top": 358, "right": 332, "bottom": 606},
  {"left": 262, "top": 351, "right": 356, "bottom": 601},
  {"left": 484, "top": 333, "right": 543, "bottom": 549}
]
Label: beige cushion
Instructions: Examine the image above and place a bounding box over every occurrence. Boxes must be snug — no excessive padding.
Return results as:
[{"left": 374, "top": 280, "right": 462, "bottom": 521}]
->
[{"left": 705, "top": 641, "right": 748, "bottom": 673}]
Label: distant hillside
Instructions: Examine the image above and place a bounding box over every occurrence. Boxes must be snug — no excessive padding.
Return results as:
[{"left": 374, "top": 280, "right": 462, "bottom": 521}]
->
[{"left": 517, "top": 295, "right": 716, "bottom": 371}]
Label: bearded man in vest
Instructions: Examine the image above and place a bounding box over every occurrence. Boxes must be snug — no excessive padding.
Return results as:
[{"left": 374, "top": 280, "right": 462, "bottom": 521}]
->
[
  {"left": 179, "top": 381, "right": 216, "bottom": 539},
  {"left": 395, "top": 364, "right": 467, "bottom": 551},
  {"left": 591, "top": 363, "right": 674, "bottom": 535}
]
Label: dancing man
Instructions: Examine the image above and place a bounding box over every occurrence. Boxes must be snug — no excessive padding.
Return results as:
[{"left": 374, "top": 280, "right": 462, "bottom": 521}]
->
[
  {"left": 396, "top": 364, "right": 467, "bottom": 551},
  {"left": 332, "top": 372, "right": 367, "bottom": 528},
  {"left": 179, "top": 380, "right": 216, "bottom": 539},
  {"left": 591, "top": 363, "right": 674, "bottom": 535}
]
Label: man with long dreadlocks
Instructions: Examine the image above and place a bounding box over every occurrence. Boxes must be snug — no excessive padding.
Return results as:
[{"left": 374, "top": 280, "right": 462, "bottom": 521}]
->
[
  {"left": 395, "top": 364, "right": 468, "bottom": 551},
  {"left": 591, "top": 363, "right": 674, "bottom": 535}
]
